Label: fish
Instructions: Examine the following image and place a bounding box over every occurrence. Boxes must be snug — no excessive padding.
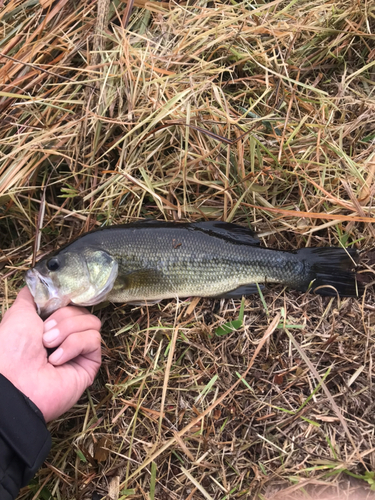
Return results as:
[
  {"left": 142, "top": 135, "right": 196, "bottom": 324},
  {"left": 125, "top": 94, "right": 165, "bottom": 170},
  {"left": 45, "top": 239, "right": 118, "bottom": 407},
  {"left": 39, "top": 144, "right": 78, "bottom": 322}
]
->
[{"left": 25, "top": 220, "right": 363, "bottom": 318}]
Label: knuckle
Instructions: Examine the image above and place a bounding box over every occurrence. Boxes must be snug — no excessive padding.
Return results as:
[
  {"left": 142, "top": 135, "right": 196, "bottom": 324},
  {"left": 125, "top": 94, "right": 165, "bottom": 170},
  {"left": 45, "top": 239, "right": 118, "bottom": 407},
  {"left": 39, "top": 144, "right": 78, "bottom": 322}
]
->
[
  {"left": 93, "top": 316, "right": 102, "bottom": 331},
  {"left": 84, "top": 315, "right": 101, "bottom": 332},
  {"left": 80, "top": 329, "right": 101, "bottom": 344},
  {"left": 63, "top": 316, "right": 76, "bottom": 332},
  {"left": 92, "top": 330, "right": 102, "bottom": 345},
  {"left": 87, "top": 372, "right": 96, "bottom": 386},
  {"left": 50, "top": 308, "right": 72, "bottom": 324}
]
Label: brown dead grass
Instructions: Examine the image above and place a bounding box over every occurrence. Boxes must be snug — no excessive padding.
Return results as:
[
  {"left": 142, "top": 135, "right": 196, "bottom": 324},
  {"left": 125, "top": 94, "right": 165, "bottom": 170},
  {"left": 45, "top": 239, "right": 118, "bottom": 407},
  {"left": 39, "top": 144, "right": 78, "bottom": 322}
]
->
[{"left": 1, "top": 0, "right": 375, "bottom": 498}]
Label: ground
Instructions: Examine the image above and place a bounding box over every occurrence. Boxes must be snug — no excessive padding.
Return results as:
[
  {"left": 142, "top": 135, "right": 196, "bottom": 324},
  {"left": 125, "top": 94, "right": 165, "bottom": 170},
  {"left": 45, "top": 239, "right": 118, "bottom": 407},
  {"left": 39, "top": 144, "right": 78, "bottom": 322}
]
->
[{"left": 0, "top": 0, "right": 375, "bottom": 498}]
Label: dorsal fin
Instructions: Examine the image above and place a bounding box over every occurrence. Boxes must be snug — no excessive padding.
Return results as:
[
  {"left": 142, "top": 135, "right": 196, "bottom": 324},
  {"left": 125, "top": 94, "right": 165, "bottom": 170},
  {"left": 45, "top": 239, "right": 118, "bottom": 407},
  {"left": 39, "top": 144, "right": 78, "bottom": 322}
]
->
[
  {"left": 63, "top": 220, "right": 260, "bottom": 251},
  {"left": 191, "top": 221, "right": 260, "bottom": 246}
]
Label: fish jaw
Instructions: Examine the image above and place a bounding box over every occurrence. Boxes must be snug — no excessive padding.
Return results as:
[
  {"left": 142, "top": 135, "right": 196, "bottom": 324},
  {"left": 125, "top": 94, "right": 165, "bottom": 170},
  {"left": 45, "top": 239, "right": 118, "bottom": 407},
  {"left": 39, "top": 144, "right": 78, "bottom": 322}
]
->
[
  {"left": 25, "top": 268, "right": 39, "bottom": 299},
  {"left": 25, "top": 268, "right": 70, "bottom": 317}
]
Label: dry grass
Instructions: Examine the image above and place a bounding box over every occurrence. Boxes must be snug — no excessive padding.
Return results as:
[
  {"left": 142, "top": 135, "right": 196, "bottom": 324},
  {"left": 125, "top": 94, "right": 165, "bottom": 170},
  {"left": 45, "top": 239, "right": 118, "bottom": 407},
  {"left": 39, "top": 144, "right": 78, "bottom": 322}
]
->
[{"left": 1, "top": 0, "right": 375, "bottom": 498}]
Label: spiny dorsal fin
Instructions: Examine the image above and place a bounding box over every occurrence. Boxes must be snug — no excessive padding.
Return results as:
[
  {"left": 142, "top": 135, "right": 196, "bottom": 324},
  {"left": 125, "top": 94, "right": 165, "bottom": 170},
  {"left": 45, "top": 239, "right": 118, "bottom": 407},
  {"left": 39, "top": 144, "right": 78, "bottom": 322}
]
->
[{"left": 191, "top": 221, "right": 259, "bottom": 246}]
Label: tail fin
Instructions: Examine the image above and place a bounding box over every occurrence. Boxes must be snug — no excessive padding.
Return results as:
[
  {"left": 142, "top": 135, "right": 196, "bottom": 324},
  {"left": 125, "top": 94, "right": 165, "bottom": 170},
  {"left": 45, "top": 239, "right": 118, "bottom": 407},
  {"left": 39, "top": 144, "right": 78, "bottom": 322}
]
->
[{"left": 296, "top": 247, "right": 363, "bottom": 297}]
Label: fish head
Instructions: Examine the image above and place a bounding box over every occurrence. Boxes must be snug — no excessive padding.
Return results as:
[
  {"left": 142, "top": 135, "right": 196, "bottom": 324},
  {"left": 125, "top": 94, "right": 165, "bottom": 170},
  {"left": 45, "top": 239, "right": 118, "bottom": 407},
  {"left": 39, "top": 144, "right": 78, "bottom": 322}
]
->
[{"left": 25, "top": 248, "right": 118, "bottom": 318}]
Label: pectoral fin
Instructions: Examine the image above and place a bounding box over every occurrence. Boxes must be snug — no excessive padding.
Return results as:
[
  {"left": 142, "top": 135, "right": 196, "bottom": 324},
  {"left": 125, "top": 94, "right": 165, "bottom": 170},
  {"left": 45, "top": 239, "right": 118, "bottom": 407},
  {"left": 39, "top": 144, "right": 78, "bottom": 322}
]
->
[
  {"left": 112, "top": 268, "right": 164, "bottom": 292},
  {"left": 71, "top": 250, "right": 118, "bottom": 306}
]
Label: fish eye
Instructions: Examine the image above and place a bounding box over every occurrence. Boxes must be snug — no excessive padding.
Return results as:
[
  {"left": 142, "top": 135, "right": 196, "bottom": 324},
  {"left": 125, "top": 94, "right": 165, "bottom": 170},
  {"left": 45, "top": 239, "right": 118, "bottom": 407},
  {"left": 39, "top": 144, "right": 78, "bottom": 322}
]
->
[{"left": 47, "top": 257, "right": 60, "bottom": 272}]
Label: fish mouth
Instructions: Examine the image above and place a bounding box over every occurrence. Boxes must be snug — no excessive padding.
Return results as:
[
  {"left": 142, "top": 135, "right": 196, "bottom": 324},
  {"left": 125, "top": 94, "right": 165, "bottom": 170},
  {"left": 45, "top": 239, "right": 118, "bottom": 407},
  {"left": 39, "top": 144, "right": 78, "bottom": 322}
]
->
[
  {"left": 25, "top": 268, "right": 39, "bottom": 298},
  {"left": 25, "top": 268, "right": 64, "bottom": 317}
]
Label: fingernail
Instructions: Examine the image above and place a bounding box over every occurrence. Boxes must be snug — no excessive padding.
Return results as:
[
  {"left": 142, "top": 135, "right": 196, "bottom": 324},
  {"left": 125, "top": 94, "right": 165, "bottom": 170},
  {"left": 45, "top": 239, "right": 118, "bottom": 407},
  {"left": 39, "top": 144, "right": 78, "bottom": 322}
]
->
[
  {"left": 44, "top": 319, "right": 57, "bottom": 332},
  {"left": 49, "top": 347, "right": 63, "bottom": 364},
  {"left": 43, "top": 328, "right": 59, "bottom": 343}
]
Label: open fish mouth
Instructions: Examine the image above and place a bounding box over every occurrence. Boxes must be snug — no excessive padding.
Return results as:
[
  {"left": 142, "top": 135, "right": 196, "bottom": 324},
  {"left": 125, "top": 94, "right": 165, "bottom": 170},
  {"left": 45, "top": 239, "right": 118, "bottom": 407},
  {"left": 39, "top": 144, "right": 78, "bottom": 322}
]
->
[
  {"left": 25, "top": 268, "right": 40, "bottom": 298},
  {"left": 25, "top": 268, "right": 65, "bottom": 317}
]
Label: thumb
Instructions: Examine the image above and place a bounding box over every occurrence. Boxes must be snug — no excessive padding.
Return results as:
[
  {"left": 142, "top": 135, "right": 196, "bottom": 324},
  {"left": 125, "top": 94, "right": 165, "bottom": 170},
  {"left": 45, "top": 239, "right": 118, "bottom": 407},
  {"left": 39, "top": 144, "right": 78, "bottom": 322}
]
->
[
  {"left": 13, "top": 286, "right": 37, "bottom": 311},
  {"left": 2, "top": 287, "right": 38, "bottom": 324}
]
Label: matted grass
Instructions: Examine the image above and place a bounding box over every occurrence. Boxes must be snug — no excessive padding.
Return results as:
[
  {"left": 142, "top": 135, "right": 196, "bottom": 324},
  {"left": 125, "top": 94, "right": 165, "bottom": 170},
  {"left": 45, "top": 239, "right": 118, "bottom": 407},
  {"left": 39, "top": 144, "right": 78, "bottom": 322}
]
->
[{"left": 1, "top": 0, "right": 375, "bottom": 498}]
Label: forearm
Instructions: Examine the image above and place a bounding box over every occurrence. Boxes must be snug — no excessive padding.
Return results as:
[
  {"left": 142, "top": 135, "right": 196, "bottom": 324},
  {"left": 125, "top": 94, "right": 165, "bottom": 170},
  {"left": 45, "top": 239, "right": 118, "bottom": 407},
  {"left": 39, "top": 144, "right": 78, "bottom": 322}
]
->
[{"left": 0, "top": 374, "right": 51, "bottom": 500}]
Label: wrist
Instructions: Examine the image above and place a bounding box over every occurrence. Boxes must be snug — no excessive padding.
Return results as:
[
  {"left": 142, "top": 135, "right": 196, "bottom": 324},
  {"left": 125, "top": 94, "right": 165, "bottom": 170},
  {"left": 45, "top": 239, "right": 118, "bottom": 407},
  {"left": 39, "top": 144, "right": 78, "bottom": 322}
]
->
[{"left": 0, "top": 374, "right": 51, "bottom": 485}]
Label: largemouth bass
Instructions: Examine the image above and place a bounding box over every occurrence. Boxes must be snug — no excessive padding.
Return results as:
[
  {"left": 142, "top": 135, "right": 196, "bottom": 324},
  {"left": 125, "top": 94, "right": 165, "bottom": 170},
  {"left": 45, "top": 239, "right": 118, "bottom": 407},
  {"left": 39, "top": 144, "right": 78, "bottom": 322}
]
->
[{"left": 25, "top": 220, "right": 362, "bottom": 317}]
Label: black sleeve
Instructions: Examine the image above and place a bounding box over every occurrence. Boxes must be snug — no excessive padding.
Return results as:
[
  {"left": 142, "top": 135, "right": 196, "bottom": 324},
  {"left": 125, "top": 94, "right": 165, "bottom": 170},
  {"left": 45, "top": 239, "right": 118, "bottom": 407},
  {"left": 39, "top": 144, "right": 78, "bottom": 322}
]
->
[{"left": 0, "top": 374, "right": 52, "bottom": 500}]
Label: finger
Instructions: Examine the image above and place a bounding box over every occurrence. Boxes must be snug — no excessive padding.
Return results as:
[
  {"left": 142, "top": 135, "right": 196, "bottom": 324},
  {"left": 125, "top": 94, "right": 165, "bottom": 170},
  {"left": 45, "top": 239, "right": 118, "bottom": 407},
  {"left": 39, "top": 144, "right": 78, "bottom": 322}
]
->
[
  {"left": 43, "top": 313, "right": 101, "bottom": 348},
  {"left": 16, "top": 286, "right": 36, "bottom": 305},
  {"left": 9, "top": 287, "right": 37, "bottom": 313},
  {"left": 44, "top": 305, "right": 92, "bottom": 332},
  {"left": 48, "top": 330, "right": 102, "bottom": 366},
  {"left": 2, "top": 287, "right": 40, "bottom": 325}
]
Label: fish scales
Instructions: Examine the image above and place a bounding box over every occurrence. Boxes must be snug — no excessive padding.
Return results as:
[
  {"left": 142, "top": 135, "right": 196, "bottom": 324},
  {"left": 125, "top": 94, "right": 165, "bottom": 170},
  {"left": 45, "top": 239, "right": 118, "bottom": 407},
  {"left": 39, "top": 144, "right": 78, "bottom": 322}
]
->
[
  {"left": 25, "top": 220, "right": 362, "bottom": 317},
  {"left": 68, "top": 224, "right": 304, "bottom": 302}
]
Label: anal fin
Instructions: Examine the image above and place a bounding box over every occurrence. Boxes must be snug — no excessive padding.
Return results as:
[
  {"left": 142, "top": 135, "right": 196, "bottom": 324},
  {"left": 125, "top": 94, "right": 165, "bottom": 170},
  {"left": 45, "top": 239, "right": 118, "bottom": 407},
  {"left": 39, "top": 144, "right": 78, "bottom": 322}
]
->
[{"left": 211, "top": 283, "right": 263, "bottom": 299}]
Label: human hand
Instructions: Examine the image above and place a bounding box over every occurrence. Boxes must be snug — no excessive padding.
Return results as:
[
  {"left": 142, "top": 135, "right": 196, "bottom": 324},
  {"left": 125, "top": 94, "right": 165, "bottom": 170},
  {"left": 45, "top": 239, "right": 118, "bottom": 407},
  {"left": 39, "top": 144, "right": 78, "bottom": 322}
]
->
[{"left": 0, "top": 287, "right": 102, "bottom": 422}]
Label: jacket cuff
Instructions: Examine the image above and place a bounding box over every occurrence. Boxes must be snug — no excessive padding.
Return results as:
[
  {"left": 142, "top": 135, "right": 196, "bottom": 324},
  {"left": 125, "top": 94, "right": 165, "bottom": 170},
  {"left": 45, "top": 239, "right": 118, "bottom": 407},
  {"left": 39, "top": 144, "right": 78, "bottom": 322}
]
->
[{"left": 0, "top": 374, "right": 52, "bottom": 485}]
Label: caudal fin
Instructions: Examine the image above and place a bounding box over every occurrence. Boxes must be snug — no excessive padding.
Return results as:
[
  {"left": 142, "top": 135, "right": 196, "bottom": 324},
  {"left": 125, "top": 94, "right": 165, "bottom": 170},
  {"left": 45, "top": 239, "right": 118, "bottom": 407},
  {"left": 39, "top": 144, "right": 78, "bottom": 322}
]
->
[{"left": 296, "top": 247, "right": 363, "bottom": 297}]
